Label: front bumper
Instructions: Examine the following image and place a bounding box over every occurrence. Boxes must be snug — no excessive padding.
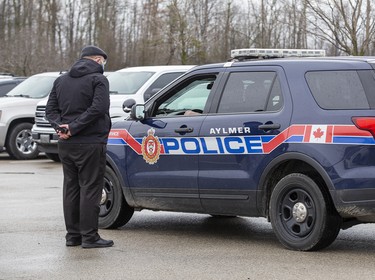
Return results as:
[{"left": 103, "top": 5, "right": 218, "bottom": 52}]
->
[{"left": 32, "top": 125, "right": 59, "bottom": 154}]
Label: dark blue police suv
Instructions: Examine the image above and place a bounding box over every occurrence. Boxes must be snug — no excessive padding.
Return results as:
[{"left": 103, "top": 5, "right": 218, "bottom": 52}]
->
[{"left": 101, "top": 48, "right": 375, "bottom": 251}]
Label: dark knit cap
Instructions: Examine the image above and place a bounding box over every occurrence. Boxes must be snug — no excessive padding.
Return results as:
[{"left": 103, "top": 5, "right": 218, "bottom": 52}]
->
[{"left": 80, "top": 45, "right": 108, "bottom": 60}]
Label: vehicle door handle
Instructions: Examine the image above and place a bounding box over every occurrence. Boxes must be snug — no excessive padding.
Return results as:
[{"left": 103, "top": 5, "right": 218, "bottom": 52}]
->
[
  {"left": 175, "top": 127, "right": 194, "bottom": 134},
  {"left": 258, "top": 123, "right": 281, "bottom": 130}
]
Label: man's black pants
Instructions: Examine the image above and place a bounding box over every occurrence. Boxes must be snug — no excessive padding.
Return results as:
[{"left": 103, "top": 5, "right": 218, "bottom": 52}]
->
[{"left": 58, "top": 143, "right": 106, "bottom": 243}]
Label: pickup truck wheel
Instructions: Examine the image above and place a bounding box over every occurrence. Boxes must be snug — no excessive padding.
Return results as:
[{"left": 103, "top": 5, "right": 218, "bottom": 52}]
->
[
  {"left": 6, "top": 123, "right": 39, "bottom": 160},
  {"left": 99, "top": 166, "right": 134, "bottom": 229},
  {"left": 269, "top": 173, "right": 341, "bottom": 251}
]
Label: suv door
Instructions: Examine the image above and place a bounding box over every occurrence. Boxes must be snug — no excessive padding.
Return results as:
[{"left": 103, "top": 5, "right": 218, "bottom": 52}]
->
[
  {"left": 126, "top": 71, "right": 220, "bottom": 212},
  {"left": 198, "top": 66, "right": 293, "bottom": 215}
]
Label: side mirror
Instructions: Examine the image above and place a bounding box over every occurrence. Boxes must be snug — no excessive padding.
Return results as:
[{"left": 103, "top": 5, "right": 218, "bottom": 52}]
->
[
  {"left": 130, "top": 104, "right": 145, "bottom": 120},
  {"left": 122, "top": 99, "right": 136, "bottom": 113}
]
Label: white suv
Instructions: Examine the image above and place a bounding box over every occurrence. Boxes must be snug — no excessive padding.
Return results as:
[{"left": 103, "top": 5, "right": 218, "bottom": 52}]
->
[
  {"left": 32, "top": 65, "right": 195, "bottom": 161},
  {"left": 0, "top": 72, "right": 62, "bottom": 159},
  {"left": 108, "top": 65, "right": 195, "bottom": 117}
]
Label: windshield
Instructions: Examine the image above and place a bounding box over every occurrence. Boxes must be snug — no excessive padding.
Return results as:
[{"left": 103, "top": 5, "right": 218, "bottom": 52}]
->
[
  {"left": 6, "top": 75, "right": 57, "bottom": 99},
  {"left": 107, "top": 71, "right": 155, "bottom": 95}
]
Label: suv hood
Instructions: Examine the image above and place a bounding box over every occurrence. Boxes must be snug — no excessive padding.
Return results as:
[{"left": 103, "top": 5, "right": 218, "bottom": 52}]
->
[{"left": 0, "top": 97, "right": 45, "bottom": 109}]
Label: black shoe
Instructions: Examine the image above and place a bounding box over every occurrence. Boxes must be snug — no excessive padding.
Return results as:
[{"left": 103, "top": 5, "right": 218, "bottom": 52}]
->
[
  {"left": 66, "top": 239, "right": 82, "bottom": 247},
  {"left": 82, "top": 238, "right": 114, "bottom": 249}
]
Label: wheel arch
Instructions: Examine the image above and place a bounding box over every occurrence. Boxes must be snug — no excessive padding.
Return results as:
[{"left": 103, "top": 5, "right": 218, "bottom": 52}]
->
[
  {"left": 257, "top": 152, "right": 336, "bottom": 218},
  {"left": 5, "top": 117, "right": 34, "bottom": 144},
  {"left": 105, "top": 155, "right": 137, "bottom": 208}
]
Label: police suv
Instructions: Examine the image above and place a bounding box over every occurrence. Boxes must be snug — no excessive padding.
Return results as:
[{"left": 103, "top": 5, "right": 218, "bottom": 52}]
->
[{"left": 101, "top": 48, "right": 375, "bottom": 251}]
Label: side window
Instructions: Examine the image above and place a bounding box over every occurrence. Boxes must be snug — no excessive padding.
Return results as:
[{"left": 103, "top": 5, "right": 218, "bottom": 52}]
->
[
  {"left": 266, "top": 77, "right": 283, "bottom": 111},
  {"left": 144, "top": 72, "right": 185, "bottom": 101},
  {"left": 306, "top": 71, "right": 370, "bottom": 109},
  {"left": 0, "top": 83, "right": 16, "bottom": 95},
  {"left": 153, "top": 75, "right": 216, "bottom": 117},
  {"left": 217, "top": 71, "right": 282, "bottom": 113}
]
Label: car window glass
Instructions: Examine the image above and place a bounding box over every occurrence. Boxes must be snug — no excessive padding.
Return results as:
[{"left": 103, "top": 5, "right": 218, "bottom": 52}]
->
[
  {"left": 357, "top": 70, "right": 375, "bottom": 108},
  {"left": 154, "top": 76, "right": 215, "bottom": 117},
  {"left": 217, "top": 71, "right": 281, "bottom": 113},
  {"left": 0, "top": 83, "right": 16, "bottom": 96},
  {"left": 266, "top": 77, "right": 283, "bottom": 111},
  {"left": 144, "top": 72, "right": 185, "bottom": 101},
  {"left": 107, "top": 71, "right": 155, "bottom": 95},
  {"left": 6, "top": 76, "right": 57, "bottom": 98},
  {"left": 306, "top": 70, "right": 370, "bottom": 109}
]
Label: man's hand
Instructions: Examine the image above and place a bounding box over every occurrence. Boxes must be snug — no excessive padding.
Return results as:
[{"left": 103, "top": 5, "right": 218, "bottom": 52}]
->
[{"left": 57, "top": 124, "right": 71, "bottom": 139}]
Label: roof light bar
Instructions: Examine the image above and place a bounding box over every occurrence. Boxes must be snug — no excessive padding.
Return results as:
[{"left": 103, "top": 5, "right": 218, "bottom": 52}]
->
[{"left": 230, "top": 48, "right": 326, "bottom": 59}]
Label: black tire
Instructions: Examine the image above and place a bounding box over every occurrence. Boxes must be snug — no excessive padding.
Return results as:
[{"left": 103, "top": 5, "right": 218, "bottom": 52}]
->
[
  {"left": 99, "top": 166, "right": 134, "bottom": 229},
  {"left": 45, "top": 153, "right": 61, "bottom": 162},
  {"left": 6, "top": 123, "right": 39, "bottom": 160},
  {"left": 269, "top": 173, "right": 341, "bottom": 251}
]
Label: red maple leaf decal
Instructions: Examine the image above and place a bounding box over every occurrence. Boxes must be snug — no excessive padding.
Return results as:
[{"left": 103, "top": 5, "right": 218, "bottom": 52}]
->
[{"left": 313, "top": 128, "right": 324, "bottom": 138}]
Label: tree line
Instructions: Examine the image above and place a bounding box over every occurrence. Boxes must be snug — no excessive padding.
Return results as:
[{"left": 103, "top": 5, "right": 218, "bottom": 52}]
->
[{"left": 1, "top": 0, "right": 375, "bottom": 76}]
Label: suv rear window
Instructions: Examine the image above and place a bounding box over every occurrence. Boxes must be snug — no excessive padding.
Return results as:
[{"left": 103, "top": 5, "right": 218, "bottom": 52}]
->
[{"left": 306, "top": 70, "right": 375, "bottom": 109}]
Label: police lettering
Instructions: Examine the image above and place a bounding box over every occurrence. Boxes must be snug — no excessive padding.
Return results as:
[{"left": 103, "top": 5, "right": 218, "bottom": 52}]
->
[{"left": 162, "top": 136, "right": 263, "bottom": 155}]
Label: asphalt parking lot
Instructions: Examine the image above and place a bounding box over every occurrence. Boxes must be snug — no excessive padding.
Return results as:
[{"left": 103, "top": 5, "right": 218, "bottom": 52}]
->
[{"left": 1, "top": 152, "right": 375, "bottom": 280}]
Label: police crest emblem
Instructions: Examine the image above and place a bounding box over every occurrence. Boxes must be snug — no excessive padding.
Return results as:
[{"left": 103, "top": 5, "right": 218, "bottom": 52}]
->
[{"left": 141, "top": 128, "right": 161, "bottom": 164}]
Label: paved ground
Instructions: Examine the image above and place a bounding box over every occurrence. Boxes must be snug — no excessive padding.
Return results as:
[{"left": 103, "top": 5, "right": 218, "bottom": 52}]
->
[{"left": 1, "top": 152, "right": 375, "bottom": 280}]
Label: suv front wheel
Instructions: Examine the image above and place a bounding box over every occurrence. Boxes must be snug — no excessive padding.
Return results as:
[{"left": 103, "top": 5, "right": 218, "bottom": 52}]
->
[
  {"left": 99, "top": 166, "right": 134, "bottom": 229},
  {"left": 269, "top": 173, "right": 341, "bottom": 251},
  {"left": 6, "top": 122, "right": 39, "bottom": 160}
]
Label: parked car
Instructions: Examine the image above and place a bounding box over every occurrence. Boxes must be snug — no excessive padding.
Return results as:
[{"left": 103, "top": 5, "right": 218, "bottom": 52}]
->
[
  {"left": 101, "top": 48, "right": 375, "bottom": 251},
  {"left": 107, "top": 65, "right": 195, "bottom": 117},
  {"left": 32, "top": 65, "right": 195, "bottom": 161},
  {"left": 0, "top": 72, "right": 63, "bottom": 159},
  {"left": 0, "top": 75, "right": 26, "bottom": 97}
]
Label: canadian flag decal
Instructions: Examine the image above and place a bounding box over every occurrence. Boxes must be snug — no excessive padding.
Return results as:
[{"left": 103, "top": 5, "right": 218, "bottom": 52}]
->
[{"left": 304, "top": 125, "right": 333, "bottom": 143}]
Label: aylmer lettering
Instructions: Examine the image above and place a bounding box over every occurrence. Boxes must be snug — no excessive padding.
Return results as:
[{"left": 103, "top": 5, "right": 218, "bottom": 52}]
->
[{"left": 209, "top": 127, "right": 251, "bottom": 135}]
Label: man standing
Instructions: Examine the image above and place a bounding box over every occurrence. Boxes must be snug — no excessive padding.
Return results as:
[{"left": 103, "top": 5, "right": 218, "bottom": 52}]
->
[{"left": 46, "top": 45, "right": 113, "bottom": 248}]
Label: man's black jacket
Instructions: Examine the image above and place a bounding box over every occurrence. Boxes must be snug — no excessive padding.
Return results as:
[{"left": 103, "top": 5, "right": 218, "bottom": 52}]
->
[{"left": 46, "top": 58, "right": 111, "bottom": 144}]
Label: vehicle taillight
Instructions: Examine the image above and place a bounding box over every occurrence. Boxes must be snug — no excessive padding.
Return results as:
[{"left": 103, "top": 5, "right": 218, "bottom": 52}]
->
[{"left": 352, "top": 117, "right": 375, "bottom": 137}]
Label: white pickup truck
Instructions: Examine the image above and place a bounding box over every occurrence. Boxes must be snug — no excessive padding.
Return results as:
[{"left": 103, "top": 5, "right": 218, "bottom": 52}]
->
[{"left": 0, "top": 72, "right": 63, "bottom": 159}]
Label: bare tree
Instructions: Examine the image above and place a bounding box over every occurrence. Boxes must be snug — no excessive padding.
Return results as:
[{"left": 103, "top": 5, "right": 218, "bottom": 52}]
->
[
  {"left": 165, "top": 0, "right": 191, "bottom": 64},
  {"left": 281, "top": 0, "right": 308, "bottom": 48},
  {"left": 190, "top": 0, "right": 216, "bottom": 64},
  {"left": 306, "top": 0, "right": 375, "bottom": 55},
  {"left": 3, "top": 0, "right": 375, "bottom": 76}
]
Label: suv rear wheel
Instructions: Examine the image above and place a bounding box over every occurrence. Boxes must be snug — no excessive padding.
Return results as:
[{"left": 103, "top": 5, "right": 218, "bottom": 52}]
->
[
  {"left": 6, "top": 123, "right": 39, "bottom": 160},
  {"left": 269, "top": 173, "right": 341, "bottom": 251}
]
